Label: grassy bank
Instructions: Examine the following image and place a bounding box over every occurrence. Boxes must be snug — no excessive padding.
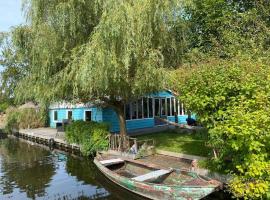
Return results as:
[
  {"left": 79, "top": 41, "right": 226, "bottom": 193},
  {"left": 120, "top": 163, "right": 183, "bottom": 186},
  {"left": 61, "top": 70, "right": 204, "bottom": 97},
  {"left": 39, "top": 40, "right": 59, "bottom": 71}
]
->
[{"left": 136, "top": 130, "right": 211, "bottom": 157}]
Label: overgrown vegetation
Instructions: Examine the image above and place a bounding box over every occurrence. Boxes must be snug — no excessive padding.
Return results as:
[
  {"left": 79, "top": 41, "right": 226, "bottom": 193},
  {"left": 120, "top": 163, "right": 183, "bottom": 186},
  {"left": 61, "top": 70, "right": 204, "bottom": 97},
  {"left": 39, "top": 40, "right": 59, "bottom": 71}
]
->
[
  {"left": 1, "top": 0, "right": 270, "bottom": 199},
  {"left": 65, "top": 121, "right": 109, "bottom": 156},
  {"left": 4, "top": 107, "right": 46, "bottom": 133},
  {"left": 174, "top": 59, "right": 270, "bottom": 199}
]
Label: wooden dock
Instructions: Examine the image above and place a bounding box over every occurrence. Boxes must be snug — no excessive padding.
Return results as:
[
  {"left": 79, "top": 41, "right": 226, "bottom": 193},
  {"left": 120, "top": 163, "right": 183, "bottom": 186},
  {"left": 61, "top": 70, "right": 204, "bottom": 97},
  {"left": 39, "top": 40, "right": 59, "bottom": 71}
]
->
[{"left": 16, "top": 128, "right": 80, "bottom": 153}]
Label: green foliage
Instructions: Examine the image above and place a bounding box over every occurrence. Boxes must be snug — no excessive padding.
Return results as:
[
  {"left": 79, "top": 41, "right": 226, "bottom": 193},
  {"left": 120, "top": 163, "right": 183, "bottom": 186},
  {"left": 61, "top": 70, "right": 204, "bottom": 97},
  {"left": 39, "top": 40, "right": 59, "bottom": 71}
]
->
[
  {"left": 0, "top": 101, "right": 10, "bottom": 113},
  {"left": 65, "top": 120, "right": 109, "bottom": 156},
  {"left": 185, "top": 0, "right": 270, "bottom": 59},
  {"left": 12, "top": 0, "right": 187, "bottom": 136},
  {"left": 0, "top": 27, "right": 32, "bottom": 100},
  {"left": 4, "top": 107, "right": 46, "bottom": 133},
  {"left": 175, "top": 58, "right": 270, "bottom": 199}
]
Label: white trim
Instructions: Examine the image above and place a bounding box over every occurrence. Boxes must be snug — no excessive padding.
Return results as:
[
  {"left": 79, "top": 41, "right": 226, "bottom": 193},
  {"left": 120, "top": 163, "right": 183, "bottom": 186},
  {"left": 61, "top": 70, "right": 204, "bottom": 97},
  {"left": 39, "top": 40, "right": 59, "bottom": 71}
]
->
[
  {"left": 49, "top": 102, "right": 93, "bottom": 109},
  {"left": 177, "top": 100, "right": 180, "bottom": 115},
  {"left": 66, "top": 110, "right": 73, "bottom": 120},
  {"left": 182, "top": 103, "right": 184, "bottom": 115},
  {"left": 173, "top": 97, "right": 176, "bottom": 115},
  {"left": 170, "top": 97, "right": 172, "bottom": 116}
]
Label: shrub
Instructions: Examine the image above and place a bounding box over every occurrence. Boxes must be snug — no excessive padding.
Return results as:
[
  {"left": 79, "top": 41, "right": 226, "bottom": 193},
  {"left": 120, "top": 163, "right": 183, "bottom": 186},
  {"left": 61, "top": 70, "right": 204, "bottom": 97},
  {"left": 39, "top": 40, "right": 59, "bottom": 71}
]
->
[
  {"left": 4, "top": 107, "right": 46, "bottom": 133},
  {"left": 174, "top": 58, "right": 270, "bottom": 199},
  {"left": 65, "top": 120, "right": 109, "bottom": 156}
]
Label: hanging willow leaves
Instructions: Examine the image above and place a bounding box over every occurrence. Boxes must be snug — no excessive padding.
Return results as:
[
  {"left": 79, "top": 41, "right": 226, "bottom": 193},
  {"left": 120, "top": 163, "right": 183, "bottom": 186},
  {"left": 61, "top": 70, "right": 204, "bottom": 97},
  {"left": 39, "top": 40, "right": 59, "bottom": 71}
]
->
[{"left": 14, "top": 0, "right": 187, "bottom": 136}]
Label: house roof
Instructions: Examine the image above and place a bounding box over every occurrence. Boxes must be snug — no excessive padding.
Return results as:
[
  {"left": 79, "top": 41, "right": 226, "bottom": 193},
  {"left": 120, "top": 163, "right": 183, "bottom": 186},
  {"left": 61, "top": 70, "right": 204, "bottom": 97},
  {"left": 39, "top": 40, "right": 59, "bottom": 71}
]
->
[
  {"left": 18, "top": 102, "right": 39, "bottom": 109},
  {"left": 49, "top": 102, "right": 94, "bottom": 109}
]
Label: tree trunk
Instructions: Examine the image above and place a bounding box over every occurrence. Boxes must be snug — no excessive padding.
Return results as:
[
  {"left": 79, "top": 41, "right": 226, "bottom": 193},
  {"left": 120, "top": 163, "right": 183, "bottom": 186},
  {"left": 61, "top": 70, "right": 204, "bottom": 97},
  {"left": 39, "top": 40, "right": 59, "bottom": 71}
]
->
[
  {"left": 114, "top": 102, "right": 128, "bottom": 151},
  {"left": 115, "top": 104, "right": 127, "bottom": 137}
]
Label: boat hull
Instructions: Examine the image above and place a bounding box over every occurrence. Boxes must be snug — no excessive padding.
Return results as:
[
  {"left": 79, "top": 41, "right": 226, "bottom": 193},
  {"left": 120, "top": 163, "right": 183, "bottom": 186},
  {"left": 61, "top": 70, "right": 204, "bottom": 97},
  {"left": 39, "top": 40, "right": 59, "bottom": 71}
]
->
[{"left": 94, "top": 158, "right": 218, "bottom": 200}]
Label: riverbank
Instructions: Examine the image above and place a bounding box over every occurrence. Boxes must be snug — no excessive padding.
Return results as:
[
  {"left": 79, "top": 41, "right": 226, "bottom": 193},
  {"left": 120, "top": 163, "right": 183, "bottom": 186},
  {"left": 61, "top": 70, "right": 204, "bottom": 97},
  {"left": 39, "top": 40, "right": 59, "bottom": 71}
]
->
[
  {"left": 15, "top": 128, "right": 80, "bottom": 153},
  {"left": 3, "top": 130, "right": 233, "bottom": 199}
]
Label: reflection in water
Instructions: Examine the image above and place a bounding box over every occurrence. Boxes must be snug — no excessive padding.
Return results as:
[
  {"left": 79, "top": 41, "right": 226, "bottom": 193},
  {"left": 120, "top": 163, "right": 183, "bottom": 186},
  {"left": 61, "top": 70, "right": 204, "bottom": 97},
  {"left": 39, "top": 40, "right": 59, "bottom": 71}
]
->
[
  {"left": 0, "top": 138, "right": 55, "bottom": 199},
  {"left": 0, "top": 137, "right": 230, "bottom": 200},
  {"left": 0, "top": 137, "right": 142, "bottom": 200}
]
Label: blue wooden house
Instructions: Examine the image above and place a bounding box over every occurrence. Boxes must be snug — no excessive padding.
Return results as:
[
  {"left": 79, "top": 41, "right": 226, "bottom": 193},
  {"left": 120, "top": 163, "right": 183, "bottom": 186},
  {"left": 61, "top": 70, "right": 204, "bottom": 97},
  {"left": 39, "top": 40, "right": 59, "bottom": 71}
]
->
[{"left": 49, "top": 90, "right": 188, "bottom": 133}]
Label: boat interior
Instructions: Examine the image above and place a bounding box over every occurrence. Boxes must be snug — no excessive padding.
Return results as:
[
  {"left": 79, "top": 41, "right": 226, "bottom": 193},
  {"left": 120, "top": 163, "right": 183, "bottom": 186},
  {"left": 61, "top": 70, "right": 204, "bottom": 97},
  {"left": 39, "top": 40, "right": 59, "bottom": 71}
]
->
[{"left": 103, "top": 158, "right": 212, "bottom": 186}]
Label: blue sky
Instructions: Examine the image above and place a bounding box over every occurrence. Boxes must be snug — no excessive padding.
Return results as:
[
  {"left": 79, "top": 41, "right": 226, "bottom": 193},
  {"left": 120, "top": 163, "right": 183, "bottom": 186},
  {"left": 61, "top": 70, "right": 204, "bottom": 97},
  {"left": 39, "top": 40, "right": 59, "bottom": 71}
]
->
[
  {"left": 0, "top": 0, "right": 24, "bottom": 32},
  {"left": 0, "top": 0, "right": 24, "bottom": 71}
]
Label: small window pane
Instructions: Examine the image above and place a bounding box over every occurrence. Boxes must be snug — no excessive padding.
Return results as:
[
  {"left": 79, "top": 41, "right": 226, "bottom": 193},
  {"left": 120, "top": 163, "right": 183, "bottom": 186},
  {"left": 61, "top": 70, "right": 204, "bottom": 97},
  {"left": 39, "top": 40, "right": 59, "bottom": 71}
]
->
[
  {"left": 143, "top": 98, "right": 148, "bottom": 118},
  {"left": 154, "top": 99, "right": 160, "bottom": 117},
  {"left": 171, "top": 97, "right": 175, "bottom": 116},
  {"left": 125, "top": 104, "right": 131, "bottom": 120},
  {"left": 131, "top": 101, "right": 137, "bottom": 119},
  {"left": 167, "top": 98, "right": 171, "bottom": 116},
  {"left": 161, "top": 98, "right": 166, "bottom": 115},
  {"left": 149, "top": 98, "right": 153, "bottom": 118},
  {"left": 68, "top": 111, "right": 72, "bottom": 120},
  {"left": 54, "top": 111, "right": 58, "bottom": 121},
  {"left": 138, "top": 99, "right": 143, "bottom": 119}
]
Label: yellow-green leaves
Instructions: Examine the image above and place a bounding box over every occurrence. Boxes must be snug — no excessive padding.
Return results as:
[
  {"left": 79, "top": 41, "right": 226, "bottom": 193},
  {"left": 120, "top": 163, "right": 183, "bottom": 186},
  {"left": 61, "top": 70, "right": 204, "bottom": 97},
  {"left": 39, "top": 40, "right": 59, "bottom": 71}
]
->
[{"left": 174, "top": 59, "right": 270, "bottom": 199}]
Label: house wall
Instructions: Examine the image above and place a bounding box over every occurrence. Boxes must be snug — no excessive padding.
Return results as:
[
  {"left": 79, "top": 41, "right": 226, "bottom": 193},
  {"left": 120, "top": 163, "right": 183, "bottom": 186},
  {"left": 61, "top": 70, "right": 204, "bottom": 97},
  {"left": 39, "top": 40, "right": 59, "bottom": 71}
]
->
[
  {"left": 49, "top": 90, "right": 192, "bottom": 132},
  {"left": 49, "top": 107, "right": 102, "bottom": 128},
  {"left": 102, "top": 108, "right": 155, "bottom": 132}
]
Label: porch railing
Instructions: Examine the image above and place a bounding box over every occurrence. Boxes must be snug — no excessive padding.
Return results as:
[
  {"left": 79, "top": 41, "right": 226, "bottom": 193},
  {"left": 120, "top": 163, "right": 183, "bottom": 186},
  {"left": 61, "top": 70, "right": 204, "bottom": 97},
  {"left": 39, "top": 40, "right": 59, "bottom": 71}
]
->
[{"left": 108, "top": 134, "right": 155, "bottom": 155}]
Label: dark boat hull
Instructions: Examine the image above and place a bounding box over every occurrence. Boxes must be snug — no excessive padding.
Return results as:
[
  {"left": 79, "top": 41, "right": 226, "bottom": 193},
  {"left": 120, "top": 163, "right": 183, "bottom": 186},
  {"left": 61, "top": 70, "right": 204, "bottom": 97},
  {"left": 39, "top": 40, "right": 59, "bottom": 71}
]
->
[{"left": 94, "top": 158, "right": 219, "bottom": 200}]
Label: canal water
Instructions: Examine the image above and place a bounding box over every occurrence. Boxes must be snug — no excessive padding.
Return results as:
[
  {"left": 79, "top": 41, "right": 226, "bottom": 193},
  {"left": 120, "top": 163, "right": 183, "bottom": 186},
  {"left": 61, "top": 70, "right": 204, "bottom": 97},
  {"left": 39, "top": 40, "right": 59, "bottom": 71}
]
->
[{"left": 0, "top": 137, "right": 231, "bottom": 200}]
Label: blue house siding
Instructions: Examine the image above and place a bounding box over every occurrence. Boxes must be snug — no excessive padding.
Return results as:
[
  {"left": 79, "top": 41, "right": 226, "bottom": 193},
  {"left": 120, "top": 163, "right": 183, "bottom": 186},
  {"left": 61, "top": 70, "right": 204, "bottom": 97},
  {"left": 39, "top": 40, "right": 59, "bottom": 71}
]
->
[
  {"left": 49, "top": 90, "right": 193, "bottom": 132},
  {"left": 49, "top": 107, "right": 102, "bottom": 128},
  {"left": 102, "top": 108, "right": 155, "bottom": 132}
]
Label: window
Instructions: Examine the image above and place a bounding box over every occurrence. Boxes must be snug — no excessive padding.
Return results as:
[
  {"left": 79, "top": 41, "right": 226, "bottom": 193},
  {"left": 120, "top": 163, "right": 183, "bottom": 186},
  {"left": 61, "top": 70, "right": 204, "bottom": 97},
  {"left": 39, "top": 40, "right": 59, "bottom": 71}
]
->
[
  {"left": 125, "top": 104, "right": 131, "bottom": 120},
  {"left": 154, "top": 98, "right": 160, "bottom": 117},
  {"left": 143, "top": 98, "right": 148, "bottom": 118},
  {"left": 138, "top": 98, "right": 143, "bottom": 119},
  {"left": 175, "top": 99, "right": 179, "bottom": 115},
  {"left": 161, "top": 98, "right": 166, "bottom": 115},
  {"left": 131, "top": 101, "right": 138, "bottom": 119},
  {"left": 166, "top": 98, "right": 171, "bottom": 116},
  {"left": 171, "top": 97, "right": 175, "bottom": 116},
  {"left": 179, "top": 101, "right": 183, "bottom": 115},
  {"left": 67, "top": 110, "right": 73, "bottom": 120},
  {"left": 54, "top": 111, "right": 58, "bottom": 121},
  {"left": 149, "top": 98, "right": 153, "bottom": 118},
  {"left": 85, "top": 111, "right": 92, "bottom": 121}
]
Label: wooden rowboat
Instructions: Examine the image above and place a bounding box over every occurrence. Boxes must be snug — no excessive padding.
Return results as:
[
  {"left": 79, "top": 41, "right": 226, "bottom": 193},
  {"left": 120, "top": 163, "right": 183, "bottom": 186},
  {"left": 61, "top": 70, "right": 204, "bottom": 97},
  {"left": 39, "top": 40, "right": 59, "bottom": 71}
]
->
[{"left": 94, "top": 153, "right": 222, "bottom": 200}]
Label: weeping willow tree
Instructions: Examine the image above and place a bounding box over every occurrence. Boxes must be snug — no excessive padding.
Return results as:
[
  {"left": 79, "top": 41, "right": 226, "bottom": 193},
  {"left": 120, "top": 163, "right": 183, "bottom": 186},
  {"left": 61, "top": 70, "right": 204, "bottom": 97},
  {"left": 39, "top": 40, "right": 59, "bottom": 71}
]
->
[{"left": 15, "top": 0, "right": 187, "bottom": 136}]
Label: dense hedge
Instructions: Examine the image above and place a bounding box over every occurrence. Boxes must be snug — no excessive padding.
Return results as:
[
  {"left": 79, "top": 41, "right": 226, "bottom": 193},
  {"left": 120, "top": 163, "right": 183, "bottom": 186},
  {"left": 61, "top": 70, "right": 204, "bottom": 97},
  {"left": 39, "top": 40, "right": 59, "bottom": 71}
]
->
[
  {"left": 174, "top": 58, "right": 270, "bottom": 199},
  {"left": 65, "top": 120, "right": 109, "bottom": 156}
]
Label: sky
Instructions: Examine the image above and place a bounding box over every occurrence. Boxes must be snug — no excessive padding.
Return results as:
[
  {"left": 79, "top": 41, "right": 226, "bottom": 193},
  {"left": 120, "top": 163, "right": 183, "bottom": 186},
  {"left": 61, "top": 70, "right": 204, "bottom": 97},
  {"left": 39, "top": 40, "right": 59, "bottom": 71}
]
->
[
  {"left": 0, "top": 0, "right": 24, "bottom": 32},
  {"left": 0, "top": 0, "right": 24, "bottom": 71}
]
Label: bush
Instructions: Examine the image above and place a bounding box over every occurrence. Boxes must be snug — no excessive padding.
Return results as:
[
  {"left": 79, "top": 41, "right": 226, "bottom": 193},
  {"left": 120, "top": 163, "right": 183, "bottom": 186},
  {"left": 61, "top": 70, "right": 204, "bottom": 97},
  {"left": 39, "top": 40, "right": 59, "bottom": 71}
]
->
[
  {"left": 0, "top": 101, "right": 10, "bottom": 113},
  {"left": 174, "top": 58, "right": 270, "bottom": 199},
  {"left": 65, "top": 120, "right": 109, "bottom": 156},
  {"left": 5, "top": 107, "right": 46, "bottom": 133}
]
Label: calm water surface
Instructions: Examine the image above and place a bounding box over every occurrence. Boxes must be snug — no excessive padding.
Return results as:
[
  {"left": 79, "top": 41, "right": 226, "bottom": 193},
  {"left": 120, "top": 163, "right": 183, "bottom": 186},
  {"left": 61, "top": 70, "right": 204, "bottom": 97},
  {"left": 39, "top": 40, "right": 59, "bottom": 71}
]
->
[{"left": 0, "top": 137, "right": 230, "bottom": 200}]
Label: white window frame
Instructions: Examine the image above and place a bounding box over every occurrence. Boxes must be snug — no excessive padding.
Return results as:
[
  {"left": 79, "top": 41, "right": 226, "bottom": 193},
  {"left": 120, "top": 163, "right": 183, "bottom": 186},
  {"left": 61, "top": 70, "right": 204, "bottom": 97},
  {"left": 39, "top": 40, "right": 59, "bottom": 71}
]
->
[
  {"left": 84, "top": 110, "right": 92, "bottom": 121},
  {"left": 66, "top": 110, "right": 73, "bottom": 120}
]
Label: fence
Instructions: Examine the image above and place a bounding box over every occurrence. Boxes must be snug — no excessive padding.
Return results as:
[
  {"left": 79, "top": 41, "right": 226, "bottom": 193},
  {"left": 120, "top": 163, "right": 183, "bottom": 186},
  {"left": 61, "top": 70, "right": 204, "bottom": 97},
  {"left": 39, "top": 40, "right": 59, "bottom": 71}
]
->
[{"left": 108, "top": 134, "right": 154, "bottom": 155}]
